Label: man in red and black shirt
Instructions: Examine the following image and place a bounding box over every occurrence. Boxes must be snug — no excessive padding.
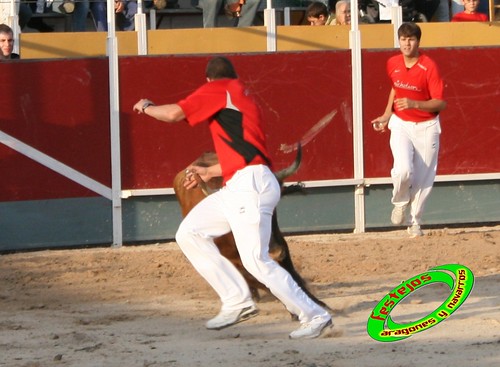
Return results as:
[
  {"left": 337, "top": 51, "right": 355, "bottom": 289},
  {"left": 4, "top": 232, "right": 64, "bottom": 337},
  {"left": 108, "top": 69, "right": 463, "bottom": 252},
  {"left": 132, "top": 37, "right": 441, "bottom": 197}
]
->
[
  {"left": 371, "top": 22, "right": 446, "bottom": 238},
  {"left": 133, "top": 57, "right": 332, "bottom": 339}
]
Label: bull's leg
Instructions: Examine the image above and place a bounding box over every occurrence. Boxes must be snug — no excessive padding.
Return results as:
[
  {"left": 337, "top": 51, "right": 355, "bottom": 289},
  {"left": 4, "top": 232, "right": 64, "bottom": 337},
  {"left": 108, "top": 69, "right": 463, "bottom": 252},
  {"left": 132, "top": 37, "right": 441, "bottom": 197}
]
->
[{"left": 270, "top": 213, "right": 331, "bottom": 311}]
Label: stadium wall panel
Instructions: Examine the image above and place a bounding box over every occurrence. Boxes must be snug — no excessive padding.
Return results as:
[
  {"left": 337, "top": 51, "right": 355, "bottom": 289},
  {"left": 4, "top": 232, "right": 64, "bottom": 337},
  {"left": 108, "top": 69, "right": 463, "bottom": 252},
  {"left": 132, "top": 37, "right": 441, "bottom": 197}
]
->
[{"left": 1, "top": 47, "right": 499, "bottom": 250}]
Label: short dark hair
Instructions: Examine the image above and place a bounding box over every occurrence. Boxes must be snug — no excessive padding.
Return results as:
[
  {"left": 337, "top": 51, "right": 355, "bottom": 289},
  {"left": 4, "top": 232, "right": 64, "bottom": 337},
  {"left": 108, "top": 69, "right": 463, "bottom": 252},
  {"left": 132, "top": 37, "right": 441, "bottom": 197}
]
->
[
  {"left": 206, "top": 57, "right": 238, "bottom": 80},
  {"left": 0, "top": 23, "right": 14, "bottom": 35},
  {"left": 398, "top": 22, "right": 422, "bottom": 41},
  {"left": 306, "top": 2, "right": 329, "bottom": 19}
]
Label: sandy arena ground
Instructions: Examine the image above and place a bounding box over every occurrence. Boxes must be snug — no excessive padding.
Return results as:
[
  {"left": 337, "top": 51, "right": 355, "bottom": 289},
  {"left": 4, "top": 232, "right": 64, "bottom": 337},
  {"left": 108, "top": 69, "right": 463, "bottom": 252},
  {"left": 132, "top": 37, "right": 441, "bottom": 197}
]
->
[{"left": 1, "top": 225, "right": 499, "bottom": 367}]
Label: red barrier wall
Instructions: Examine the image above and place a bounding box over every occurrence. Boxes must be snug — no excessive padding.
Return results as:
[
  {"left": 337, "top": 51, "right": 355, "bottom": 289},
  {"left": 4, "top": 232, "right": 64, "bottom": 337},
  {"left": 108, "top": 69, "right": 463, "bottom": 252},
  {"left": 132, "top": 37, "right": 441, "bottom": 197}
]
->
[
  {"left": 1, "top": 48, "right": 499, "bottom": 202},
  {"left": 0, "top": 59, "right": 110, "bottom": 201},
  {"left": 119, "top": 52, "right": 353, "bottom": 190}
]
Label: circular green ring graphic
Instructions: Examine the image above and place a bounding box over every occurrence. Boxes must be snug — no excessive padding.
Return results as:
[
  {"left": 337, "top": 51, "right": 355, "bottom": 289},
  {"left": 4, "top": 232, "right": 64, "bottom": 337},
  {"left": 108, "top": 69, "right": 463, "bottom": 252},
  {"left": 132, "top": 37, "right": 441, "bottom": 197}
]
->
[{"left": 367, "top": 264, "right": 474, "bottom": 342}]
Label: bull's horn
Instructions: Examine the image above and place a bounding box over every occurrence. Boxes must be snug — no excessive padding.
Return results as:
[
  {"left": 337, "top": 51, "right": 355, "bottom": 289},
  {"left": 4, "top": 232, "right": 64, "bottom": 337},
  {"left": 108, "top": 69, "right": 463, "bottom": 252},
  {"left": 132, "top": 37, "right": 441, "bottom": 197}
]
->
[{"left": 274, "top": 143, "right": 302, "bottom": 181}]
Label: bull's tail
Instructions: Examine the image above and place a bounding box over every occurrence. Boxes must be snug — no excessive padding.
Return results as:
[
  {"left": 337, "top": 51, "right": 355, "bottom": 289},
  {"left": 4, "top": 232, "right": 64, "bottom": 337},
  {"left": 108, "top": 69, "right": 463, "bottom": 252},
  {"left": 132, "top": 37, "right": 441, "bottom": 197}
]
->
[{"left": 274, "top": 143, "right": 302, "bottom": 183}]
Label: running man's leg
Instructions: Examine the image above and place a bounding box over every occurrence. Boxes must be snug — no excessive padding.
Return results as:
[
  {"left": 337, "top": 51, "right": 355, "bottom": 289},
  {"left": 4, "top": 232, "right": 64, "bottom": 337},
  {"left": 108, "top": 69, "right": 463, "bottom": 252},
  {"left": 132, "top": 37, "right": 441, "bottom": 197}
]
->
[
  {"left": 389, "top": 115, "right": 415, "bottom": 209},
  {"left": 175, "top": 192, "right": 254, "bottom": 311},
  {"left": 408, "top": 118, "right": 441, "bottom": 225},
  {"left": 226, "top": 165, "right": 330, "bottom": 323}
]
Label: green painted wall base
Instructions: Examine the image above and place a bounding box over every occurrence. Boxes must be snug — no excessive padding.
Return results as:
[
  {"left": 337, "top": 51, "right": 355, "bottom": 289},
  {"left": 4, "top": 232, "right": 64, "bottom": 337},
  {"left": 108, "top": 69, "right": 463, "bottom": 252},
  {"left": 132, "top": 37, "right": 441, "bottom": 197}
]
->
[
  {"left": 1, "top": 180, "right": 499, "bottom": 252},
  {"left": 364, "top": 180, "right": 500, "bottom": 228}
]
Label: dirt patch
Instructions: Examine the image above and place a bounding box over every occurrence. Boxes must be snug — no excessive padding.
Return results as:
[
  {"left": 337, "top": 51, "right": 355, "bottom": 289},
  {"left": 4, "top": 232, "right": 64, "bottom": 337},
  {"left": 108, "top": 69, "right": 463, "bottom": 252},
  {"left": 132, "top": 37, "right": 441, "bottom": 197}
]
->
[{"left": 1, "top": 225, "right": 499, "bottom": 366}]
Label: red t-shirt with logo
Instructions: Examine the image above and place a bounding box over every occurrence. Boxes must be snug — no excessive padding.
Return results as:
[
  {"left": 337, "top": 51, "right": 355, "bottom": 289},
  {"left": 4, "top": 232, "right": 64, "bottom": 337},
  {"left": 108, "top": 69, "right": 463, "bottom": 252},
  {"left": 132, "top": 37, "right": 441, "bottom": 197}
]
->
[
  {"left": 451, "top": 12, "right": 488, "bottom": 22},
  {"left": 178, "top": 78, "right": 271, "bottom": 184},
  {"left": 387, "top": 53, "right": 444, "bottom": 122}
]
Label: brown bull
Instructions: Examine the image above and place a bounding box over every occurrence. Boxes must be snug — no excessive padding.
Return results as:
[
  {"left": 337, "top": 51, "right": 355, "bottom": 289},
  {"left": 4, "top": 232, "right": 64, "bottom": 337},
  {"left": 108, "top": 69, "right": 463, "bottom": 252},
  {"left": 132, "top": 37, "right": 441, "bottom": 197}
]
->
[{"left": 172, "top": 147, "right": 329, "bottom": 310}]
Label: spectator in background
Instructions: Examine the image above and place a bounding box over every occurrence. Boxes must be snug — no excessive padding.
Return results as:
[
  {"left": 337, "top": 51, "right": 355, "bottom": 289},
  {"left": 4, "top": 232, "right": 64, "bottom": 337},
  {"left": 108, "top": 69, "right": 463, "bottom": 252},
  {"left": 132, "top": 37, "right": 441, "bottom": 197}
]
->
[
  {"left": 59, "top": 0, "right": 90, "bottom": 32},
  {"left": 434, "top": 0, "right": 466, "bottom": 21},
  {"left": 306, "top": 1, "right": 333, "bottom": 25},
  {"left": 414, "top": 0, "right": 440, "bottom": 21},
  {"left": 201, "top": 0, "right": 261, "bottom": 28},
  {"left": 359, "top": 0, "right": 379, "bottom": 23},
  {"left": 0, "top": 24, "right": 19, "bottom": 60},
  {"left": 450, "top": 0, "right": 465, "bottom": 18},
  {"left": 26, "top": 0, "right": 54, "bottom": 32},
  {"left": 451, "top": 0, "right": 488, "bottom": 21},
  {"left": 331, "top": 0, "right": 351, "bottom": 25},
  {"left": 433, "top": 0, "right": 452, "bottom": 21},
  {"left": 18, "top": 2, "right": 33, "bottom": 30},
  {"left": 91, "top": 0, "right": 139, "bottom": 31}
]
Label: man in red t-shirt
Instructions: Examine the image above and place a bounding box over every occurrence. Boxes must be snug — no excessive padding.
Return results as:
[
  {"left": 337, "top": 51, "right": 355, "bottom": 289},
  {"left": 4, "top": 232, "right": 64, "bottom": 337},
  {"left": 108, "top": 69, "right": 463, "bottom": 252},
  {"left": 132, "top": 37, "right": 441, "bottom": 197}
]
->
[
  {"left": 371, "top": 23, "right": 447, "bottom": 238},
  {"left": 451, "top": 0, "right": 488, "bottom": 22},
  {"left": 133, "top": 57, "right": 332, "bottom": 339}
]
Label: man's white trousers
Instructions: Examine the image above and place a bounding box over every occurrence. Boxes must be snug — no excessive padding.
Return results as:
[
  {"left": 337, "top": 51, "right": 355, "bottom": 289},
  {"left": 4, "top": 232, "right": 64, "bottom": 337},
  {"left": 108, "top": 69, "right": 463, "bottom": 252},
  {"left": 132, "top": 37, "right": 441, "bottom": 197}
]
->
[
  {"left": 175, "top": 164, "right": 328, "bottom": 323},
  {"left": 389, "top": 114, "right": 441, "bottom": 225}
]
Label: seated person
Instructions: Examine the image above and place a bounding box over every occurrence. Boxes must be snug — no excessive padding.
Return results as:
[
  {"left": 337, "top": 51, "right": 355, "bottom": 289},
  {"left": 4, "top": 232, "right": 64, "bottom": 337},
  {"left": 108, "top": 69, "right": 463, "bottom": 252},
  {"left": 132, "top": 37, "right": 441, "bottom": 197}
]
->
[
  {"left": 331, "top": 0, "right": 351, "bottom": 25},
  {"left": 91, "top": 0, "right": 139, "bottom": 31},
  {"left": 451, "top": 0, "right": 488, "bottom": 21},
  {"left": 0, "top": 23, "right": 19, "bottom": 60},
  {"left": 18, "top": 1, "right": 33, "bottom": 30},
  {"left": 201, "top": 0, "right": 261, "bottom": 28},
  {"left": 26, "top": 1, "right": 54, "bottom": 32},
  {"left": 306, "top": 1, "right": 333, "bottom": 25}
]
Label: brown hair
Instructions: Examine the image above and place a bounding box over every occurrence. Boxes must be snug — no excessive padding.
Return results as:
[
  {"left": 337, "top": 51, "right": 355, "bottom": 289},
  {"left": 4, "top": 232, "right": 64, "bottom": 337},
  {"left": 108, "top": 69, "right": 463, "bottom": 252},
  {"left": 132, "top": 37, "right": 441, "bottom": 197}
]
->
[
  {"left": 0, "top": 23, "right": 14, "bottom": 36},
  {"left": 398, "top": 22, "right": 422, "bottom": 41},
  {"left": 306, "top": 2, "right": 329, "bottom": 19},
  {"left": 206, "top": 57, "right": 238, "bottom": 80}
]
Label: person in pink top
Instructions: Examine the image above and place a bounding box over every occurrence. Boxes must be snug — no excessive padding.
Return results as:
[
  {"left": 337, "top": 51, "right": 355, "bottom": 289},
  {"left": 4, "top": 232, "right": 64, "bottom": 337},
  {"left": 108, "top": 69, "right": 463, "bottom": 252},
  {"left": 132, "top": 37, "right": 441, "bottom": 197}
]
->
[
  {"left": 451, "top": 0, "right": 488, "bottom": 21},
  {"left": 371, "top": 22, "right": 447, "bottom": 238}
]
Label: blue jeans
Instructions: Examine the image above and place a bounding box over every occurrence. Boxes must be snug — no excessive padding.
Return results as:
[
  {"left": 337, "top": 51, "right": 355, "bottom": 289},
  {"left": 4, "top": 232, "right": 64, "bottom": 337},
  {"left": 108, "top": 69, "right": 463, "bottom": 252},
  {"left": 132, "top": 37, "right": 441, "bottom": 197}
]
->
[
  {"left": 72, "top": 0, "right": 90, "bottom": 32},
  {"left": 201, "top": 0, "right": 261, "bottom": 28},
  {"left": 91, "top": 0, "right": 138, "bottom": 31}
]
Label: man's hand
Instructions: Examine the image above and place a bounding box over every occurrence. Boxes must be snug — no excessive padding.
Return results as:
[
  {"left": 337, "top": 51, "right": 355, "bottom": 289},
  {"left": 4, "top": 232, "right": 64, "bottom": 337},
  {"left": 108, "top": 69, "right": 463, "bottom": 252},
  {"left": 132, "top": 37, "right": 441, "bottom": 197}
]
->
[
  {"left": 394, "top": 98, "right": 418, "bottom": 111},
  {"left": 115, "top": 0, "right": 125, "bottom": 13},
  {"left": 183, "top": 164, "right": 222, "bottom": 190},
  {"left": 371, "top": 115, "right": 389, "bottom": 132},
  {"left": 183, "top": 166, "right": 208, "bottom": 190},
  {"left": 133, "top": 99, "right": 154, "bottom": 114}
]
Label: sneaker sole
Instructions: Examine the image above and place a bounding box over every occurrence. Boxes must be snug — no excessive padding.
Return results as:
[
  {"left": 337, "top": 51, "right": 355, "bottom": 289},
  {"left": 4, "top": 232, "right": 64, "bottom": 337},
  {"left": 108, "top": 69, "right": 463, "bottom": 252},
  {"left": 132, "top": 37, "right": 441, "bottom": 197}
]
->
[
  {"left": 289, "top": 318, "right": 333, "bottom": 340},
  {"left": 206, "top": 308, "right": 259, "bottom": 330}
]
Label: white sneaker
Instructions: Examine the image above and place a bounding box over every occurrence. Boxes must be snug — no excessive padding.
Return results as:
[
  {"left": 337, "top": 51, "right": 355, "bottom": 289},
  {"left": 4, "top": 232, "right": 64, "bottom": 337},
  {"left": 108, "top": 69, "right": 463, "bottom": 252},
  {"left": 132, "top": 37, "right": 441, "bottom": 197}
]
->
[
  {"left": 391, "top": 205, "right": 407, "bottom": 225},
  {"left": 205, "top": 305, "right": 259, "bottom": 330},
  {"left": 289, "top": 315, "right": 333, "bottom": 339},
  {"left": 407, "top": 224, "right": 424, "bottom": 238}
]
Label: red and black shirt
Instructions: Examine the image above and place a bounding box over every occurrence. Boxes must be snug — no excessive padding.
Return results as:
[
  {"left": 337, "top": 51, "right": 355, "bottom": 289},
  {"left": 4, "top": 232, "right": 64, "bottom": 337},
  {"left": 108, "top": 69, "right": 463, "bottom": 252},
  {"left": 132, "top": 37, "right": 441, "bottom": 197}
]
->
[{"left": 178, "top": 78, "right": 271, "bottom": 184}]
